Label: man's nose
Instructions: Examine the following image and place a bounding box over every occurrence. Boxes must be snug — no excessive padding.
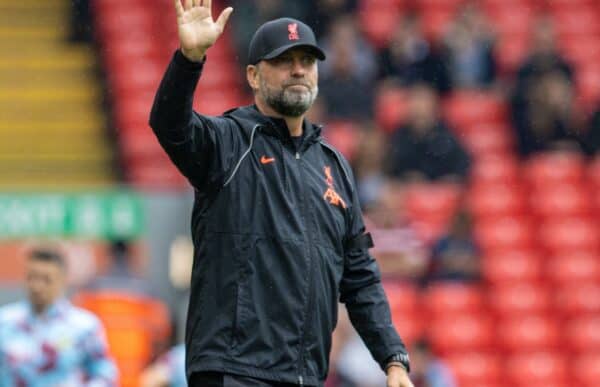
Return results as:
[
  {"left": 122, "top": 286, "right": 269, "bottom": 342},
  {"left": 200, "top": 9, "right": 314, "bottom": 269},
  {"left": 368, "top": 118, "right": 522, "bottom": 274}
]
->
[{"left": 290, "top": 59, "right": 306, "bottom": 76}]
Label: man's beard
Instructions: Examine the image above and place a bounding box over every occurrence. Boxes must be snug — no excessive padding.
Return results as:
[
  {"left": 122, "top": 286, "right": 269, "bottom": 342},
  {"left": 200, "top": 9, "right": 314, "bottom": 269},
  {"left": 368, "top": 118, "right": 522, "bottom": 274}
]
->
[{"left": 260, "top": 78, "right": 318, "bottom": 117}]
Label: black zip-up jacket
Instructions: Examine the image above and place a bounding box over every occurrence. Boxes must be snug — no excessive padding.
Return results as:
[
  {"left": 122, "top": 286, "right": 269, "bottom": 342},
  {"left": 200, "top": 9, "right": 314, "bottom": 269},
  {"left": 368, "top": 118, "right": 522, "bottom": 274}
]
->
[{"left": 149, "top": 50, "right": 408, "bottom": 386}]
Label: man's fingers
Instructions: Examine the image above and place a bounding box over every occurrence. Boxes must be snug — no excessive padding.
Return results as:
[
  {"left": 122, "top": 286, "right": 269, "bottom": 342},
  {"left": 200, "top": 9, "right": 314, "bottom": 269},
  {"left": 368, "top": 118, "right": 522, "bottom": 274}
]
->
[
  {"left": 205, "top": 0, "right": 212, "bottom": 11},
  {"left": 183, "top": 0, "right": 192, "bottom": 10},
  {"left": 192, "top": 0, "right": 200, "bottom": 7},
  {"left": 174, "top": 0, "right": 184, "bottom": 18},
  {"left": 216, "top": 7, "right": 233, "bottom": 31}
]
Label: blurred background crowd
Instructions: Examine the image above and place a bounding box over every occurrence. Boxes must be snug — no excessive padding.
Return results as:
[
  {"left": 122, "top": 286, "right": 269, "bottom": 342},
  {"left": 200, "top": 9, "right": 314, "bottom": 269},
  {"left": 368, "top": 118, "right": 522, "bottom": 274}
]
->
[{"left": 1, "top": 0, "right": 600, "bottom": 386}]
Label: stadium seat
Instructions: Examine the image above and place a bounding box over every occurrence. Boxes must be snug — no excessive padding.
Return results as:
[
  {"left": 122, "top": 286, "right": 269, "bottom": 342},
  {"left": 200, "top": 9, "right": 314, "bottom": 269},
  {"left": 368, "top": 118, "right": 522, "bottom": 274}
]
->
[
  {"left": 392, "top": 313, "right": 424, "bottom": 347},
  {"left": 474, "top": 216, "right": 533, "bottom": 251},
  {"left": 358, "top": 4, "right": 403, "bottom": 48},
  {"left": 554, "top": 283, "right": 600, "bottom": 316},
  {"left": 546, "top": 251, "right": 600, "bottom": 285},
  {"left": 576, "top": 64, "right": 600, "bottom": 109},
  {"left": 573, "top": 352, "right": 600, "bottom": 387},
  {"left": 494, "top": 36, "right": 529, "bottom": 75},
  {"left": 523, "top": 151, "right": 586, "bottom": 188},
  {"left": 322, "top": 121, "right": 360, "bottom": 161},
  {"left": 529, "top": 185, "right": 592, "bottom": 218},
  {"left": 469, "top": 155, "right": 520, "bottom": 185},
  {"left": 419, "top": 8, "right": 455, "bottom": 41},
  {"left": 482, "top": 249, "right": 541, "bottom": 284},
  {"left": 564, "top": 316, "right": 600, "bottom": 352},
  {"left": 446, "top": 352, "right": 500, "bottom": 386},
  {"left": 506, "top": 352, "right": 568, "bottom": 386},
  {"left": 468, "top": 183, "right": 525, "bottom": 219},
  {"left": 489, "top": 283, "right": 551, "bottom": 316},
  {"left": 484, "top": 4, "right": 533, "bottom": 38},
  {"left": 460, "top": 127, "right": 514, "bottom": 159},
  {"left": 382, "top": 280, "right": 419, "bottom": 316},
  {"left": 422, "top": 283, "right": 484, "bottom": 317},
  {"left": 552, "top": 7, "right": 599, "bottom": 37},
  {"left": 428, "top": 314, "right": 494, "bottom": 354},
  {"left": 374, "top": 86, "right": 408, "bottom": 133},
  {"left": 538, "top": 218, "right": 599, "bottom": 253},
  {"left": 443, "top": 91, "right": 507, "bottom": 128},
  {"left": 497, "top": 315, "right": 561, "bottom": 352}
]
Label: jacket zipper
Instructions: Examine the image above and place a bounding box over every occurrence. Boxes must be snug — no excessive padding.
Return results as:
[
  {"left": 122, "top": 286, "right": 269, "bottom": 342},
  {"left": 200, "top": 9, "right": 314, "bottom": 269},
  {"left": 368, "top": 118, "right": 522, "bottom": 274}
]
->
[{"left": 295, "top": 149, "right": 316, "bottom": 387}]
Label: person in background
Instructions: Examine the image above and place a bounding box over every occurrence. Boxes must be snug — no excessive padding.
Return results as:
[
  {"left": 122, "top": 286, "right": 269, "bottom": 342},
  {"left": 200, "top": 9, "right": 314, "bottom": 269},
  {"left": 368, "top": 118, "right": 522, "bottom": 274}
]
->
[
  {"left": 513, "top": 69, "right": 585, "bottom": 157},
  {"left": 319, "top": 15, "right": 377, "bottom": 121},
  {"left": 305, "top": 0, "right": 358, "bottom": 39},
  {"left": 409, "top": 339, "right": 455, "bottom": 387},
  {"left": 86, "top": 239, "right": 155, "bottom": 296},
  {"left": 0, "top": 247, "right": 118, "bottom": 386},
  {"left": 378, "top": 14, "right": 451, "bottom": 94},
  {"left": 442, "top": 2, "right": 496, "bottom": 88},
  {"left": 385, "top": 83, "right": 471, "bottom": 182},
  {"left": 363, "top": 181, "right": 428, "bottom": 281},
  {"left": 141, "top": 344, "right": 186, "bottom": 387},
  {"left": 426, "top": 209, "right": 480, "bottom": 284}
]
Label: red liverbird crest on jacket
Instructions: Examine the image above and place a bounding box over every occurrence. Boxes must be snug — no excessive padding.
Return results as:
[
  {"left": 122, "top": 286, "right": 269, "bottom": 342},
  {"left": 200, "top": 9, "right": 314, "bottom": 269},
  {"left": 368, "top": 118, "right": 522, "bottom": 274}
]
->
[
  {"left": 288, "top": 23, "right": 299, "bottom": 40},
  {"left": 323, "top": 166, "right": 346, "bottom": 209}
]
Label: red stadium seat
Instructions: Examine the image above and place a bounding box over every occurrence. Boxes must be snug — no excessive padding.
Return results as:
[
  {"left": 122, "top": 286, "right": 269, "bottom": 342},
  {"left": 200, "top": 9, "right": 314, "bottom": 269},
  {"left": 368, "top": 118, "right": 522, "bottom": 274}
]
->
[
  {"left": 576, "top": 64, "right": 600, "bottom": 109},
  {"left": 555, "top": 283, "right": 600, "bottom": 316},
  {"left": 495, "top": 36, "right": 529, "bottom": 75},
  {"left": 565, "top": 316, "right": 600, "bottom": 352},
  {"left": 322, "top": 121, "right": 360, "bottom": 161},
  {"left": 484, "top": 5, "right": 534, "bottom": 38},
  {"left": 468, "top": 183, "right": 525, "bottom": 219},
  {"left": 374, "top": 86, "right": 408, "bottom": 133},
  {"left": 474, "top": 216, "right": 533, "bottom": 251},
  {"left": 523, "top": 151, "right": 586, "bottom": 188},
  {"left": 460, "top": 126, "right": 514, "bottom": 158},
  {"left": 446, "top": 352, "right": 500, "bottom": 386},
  {"left": 382, "top": 280, "right": 419, "bottom": 316},
  {"left": 497, "top": 315, "right": 561, "bottom": 352},
  {"left": 538, "top": 218, "right": 599, "bottom": 253},
  {"left": 546, "top": 251, "right": 600, "bottom": 285},
  {"left": 558, "top": 36, "right": 600, "bottom": 68},
  {"left": 443, "top": 91, "right": 507, "bottom": 128},
  {"left": 358, "top": 5, "right": 403, "bottom": 48},
  {"left": 428, "top": 314, "right": 494, "bottom": 354},
  {"left": 392, "top": 314, "right": 424, "bottom": 347},
  {"left": 422, "top": 283, "right": 484, "bottom": 316},
  {"left": 420, "top": 8, "right": 455, "bottom": 41},
  {"left": 573, "top": 352, "right": 600, "bottom": 387},
  {"left": 529, "top": 186, "right": 592, "bottom": 218},
  {"left": 552, "top": 8, "right": 600, "bottom": 37},
  {"left": 589, "top": 156, "right": 600, "bottom": 189},
  {"left": 469, "top": 155, "right": 520, "bottom": 185},
  {"left": 482, "top": 249, "right": 541, "bottom": 284},
  {"left": 489, "top": 283, "right": 551, "bottom": 316},
  {"left": 506, "top": 352, "right": 568, "bottom": 386}
]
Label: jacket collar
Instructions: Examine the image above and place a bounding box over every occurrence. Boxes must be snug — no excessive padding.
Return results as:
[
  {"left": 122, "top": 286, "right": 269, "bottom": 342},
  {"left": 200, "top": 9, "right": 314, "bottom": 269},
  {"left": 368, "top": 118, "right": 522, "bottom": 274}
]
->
[{"left": 225, "top": 105, "right": 323, "bottom": 147}]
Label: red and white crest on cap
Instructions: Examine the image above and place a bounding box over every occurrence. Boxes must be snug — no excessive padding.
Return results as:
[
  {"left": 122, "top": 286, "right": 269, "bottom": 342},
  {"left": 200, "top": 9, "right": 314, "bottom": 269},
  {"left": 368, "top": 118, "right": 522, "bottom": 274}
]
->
[{"left": 288, "top": 23, "right": 299, "bottom": 41}]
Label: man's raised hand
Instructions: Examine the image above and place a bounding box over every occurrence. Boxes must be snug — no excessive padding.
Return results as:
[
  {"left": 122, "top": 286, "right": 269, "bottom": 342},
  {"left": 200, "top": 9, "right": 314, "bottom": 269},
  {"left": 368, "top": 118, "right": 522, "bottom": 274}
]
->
[{"left": 174, "top": 0, "right": 233, "bottom": 62}]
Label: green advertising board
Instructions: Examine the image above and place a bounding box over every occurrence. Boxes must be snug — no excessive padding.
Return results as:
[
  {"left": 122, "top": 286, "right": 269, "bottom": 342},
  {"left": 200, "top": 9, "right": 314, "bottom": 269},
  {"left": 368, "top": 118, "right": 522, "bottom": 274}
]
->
[{"left": 0, "top": 192, "right": 144, "bottom": 240}]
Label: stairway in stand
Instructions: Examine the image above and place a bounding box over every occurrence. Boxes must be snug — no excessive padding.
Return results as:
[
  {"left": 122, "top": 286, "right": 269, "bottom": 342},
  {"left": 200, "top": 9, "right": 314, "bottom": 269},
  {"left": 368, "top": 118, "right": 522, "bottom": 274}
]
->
[{"left": 0, "top": 0, "right": 116, "bottom": 189}]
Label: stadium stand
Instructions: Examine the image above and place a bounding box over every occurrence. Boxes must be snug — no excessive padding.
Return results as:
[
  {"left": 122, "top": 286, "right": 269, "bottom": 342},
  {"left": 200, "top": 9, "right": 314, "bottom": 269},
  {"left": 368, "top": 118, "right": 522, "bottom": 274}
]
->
[{"left": 0, "top": 0, "right": 116, "bottom": 188}]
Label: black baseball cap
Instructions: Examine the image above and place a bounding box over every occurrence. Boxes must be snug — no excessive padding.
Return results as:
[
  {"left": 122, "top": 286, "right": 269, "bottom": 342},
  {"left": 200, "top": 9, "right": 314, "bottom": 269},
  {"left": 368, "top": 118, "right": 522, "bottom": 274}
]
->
[{"left": 248, "top": 18, "right": 326, "bottom": 65}]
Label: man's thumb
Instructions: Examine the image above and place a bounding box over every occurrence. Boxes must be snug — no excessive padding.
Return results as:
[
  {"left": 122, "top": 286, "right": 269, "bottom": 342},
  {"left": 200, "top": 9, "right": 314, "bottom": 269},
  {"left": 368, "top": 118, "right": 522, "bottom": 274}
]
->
[{"left": 216, "top": 7, "right": 233, "bottom": 31}]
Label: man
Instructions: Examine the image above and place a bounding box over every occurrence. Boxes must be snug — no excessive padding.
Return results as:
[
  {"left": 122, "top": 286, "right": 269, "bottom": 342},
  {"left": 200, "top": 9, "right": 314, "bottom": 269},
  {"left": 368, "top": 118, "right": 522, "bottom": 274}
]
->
[
  {"left": 0, "top": 248, "right": 118, "bottom": 386},
  {"left": 149, "top": 1, "right": 413, "bottom": 386}
]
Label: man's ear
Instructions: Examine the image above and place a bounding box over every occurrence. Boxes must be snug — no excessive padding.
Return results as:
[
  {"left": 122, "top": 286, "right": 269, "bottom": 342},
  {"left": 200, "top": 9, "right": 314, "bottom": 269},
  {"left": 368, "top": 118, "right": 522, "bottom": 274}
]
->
[{"left": 246, "top": 64, "right": 259, "bottom": 92}]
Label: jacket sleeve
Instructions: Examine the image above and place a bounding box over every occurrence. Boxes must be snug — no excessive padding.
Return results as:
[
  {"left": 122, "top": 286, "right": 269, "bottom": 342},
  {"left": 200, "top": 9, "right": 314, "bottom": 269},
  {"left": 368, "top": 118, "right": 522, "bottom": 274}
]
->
[
  {"left": 149, "top": 50, "right": 241, "bottom": 189},
  {"left": 339, "top": 171, "right": 409, "bottom": 370},
  {"left": 81, "top": 319, "right": 119, "bottom": 386}
]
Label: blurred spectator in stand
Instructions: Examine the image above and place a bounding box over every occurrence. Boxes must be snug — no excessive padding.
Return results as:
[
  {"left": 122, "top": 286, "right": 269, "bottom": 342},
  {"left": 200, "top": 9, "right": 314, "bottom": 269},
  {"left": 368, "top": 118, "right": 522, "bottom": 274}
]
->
[
  {"left": 69, "top": 0, "right": 92, "bottom": 42},
  {"left": 425, "top": 209, "right": 480, "bottom": 284},
  {"left": 305, "top": 0, "right": 358, "bottom": 39},
  {"left": 331, "top": 305, "right": 387, "bottom": 387},
  {"left": 319, "top": 15, "right": 377, "bottom": 121},
  {"left": 141, "top": 343, "right": 186, "bottom": 387},
  {"left": 514, "top": 70, "right": 585, "bottom": 157},
  {"left": 0, "top": 247, "right": 118, "bottom": 385},
  {"left": 363, "top": 181, "right": 428, "bottom": 280},
  {"left": 510, "top": 17, "right": 585, "bottom": 156},
  {"left": 409, "top": 339, "right": 456, "bottom": 387},
  {"left": 583, "top": 106, "right": 600, "bottom": 156},
  {"left": 442, "top": 2, "right": 496, "bottom": 88},
  {"left": 385, "top": 83, "right": 471, "bottom": 182},
  {"left": 378, "top": 14, "right": 451, "bottom": 94},
  {"left": 86, "top": 240, "right": 155, "bottom": 296},
  {"left": 352, "top": 126, "right": 387, "bottom": 207}
]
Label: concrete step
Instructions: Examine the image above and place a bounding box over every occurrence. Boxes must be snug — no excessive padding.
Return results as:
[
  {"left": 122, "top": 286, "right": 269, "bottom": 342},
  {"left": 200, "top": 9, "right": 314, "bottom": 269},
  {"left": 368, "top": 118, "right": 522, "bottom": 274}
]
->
[
  {"left": 0, "top": 135, "right": 111, "bottom": 154},
  {"left": 0, "top": 87, "right": 100, "bottom": 102},
  {"left": 0, "top": 10, "right": 66, "bottom": 28},
  {"left": 1, "top": 101, "right": 104, "bottom": 122},
  {"left": 0, "top": 0, "right": 65, "bottom": 10},
  {"left": 0, "top": 26, "right": 65, "bottom": 41},
  {"left": 0, "top": 121, "right": 104, "bottom": 135}
]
